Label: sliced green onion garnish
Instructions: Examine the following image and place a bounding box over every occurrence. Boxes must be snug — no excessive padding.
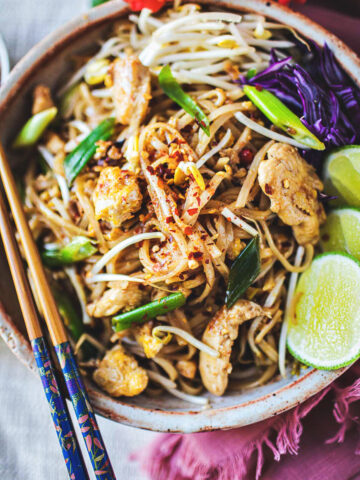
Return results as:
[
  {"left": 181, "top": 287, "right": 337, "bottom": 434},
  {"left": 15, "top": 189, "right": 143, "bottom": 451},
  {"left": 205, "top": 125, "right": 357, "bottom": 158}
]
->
[
  {"left": 243, "top": 85, "right": 325, "bottom": 151},
  {"left": 42, "top": 236, "right": 97, "bottom": 267},
  {"left": 112, "top": 292, "right": 186, "bottom": 331},
  {"left": 246, "top": 68, "right": 257, "bottom": 80},
  {"left": 91, "top": 0, "right": 110, "bottom": 5},
  {"left": 64, "top": 117, "right": 115, "bottom": 185},
  {"left": 159, "top": 65, "right": 210, "bottom": 136},
  {"left": 225, "top": 236, "right": 261, "bottom": 308},
  {"left": 13, "top": 107, "right": 58, "bottom": 149}
]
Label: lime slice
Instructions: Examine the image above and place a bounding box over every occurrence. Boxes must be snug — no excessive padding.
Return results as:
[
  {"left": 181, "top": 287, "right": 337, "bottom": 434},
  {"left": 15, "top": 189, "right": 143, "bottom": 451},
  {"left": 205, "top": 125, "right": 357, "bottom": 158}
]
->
[
  {"left": 323, "top": 145, "right": 360, "bottom": 207},
  {"left": 287, "top": 252, "right": 360, "bottom": 369},
  {"left": 320, "top": 207, "right": 360, "bottom": 260}
]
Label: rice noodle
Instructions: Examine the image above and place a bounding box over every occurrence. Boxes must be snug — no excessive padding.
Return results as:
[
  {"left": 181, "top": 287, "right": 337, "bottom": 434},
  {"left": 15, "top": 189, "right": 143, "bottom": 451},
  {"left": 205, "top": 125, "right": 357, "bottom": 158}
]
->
[
  {"left": 235, "top": 112, "right": 311, "bottom": 149},
  {"left": 152, "top": 326, "right": 219, "bottom": 358},
  {"left": 221, "top": 207, "right": 258, "bottom": 236},
  {"left": 91, "top": 232, "right": 165, "bottom": 276},
  {"left": 278, "top": 246, "right": 305, "bottom": 378}
]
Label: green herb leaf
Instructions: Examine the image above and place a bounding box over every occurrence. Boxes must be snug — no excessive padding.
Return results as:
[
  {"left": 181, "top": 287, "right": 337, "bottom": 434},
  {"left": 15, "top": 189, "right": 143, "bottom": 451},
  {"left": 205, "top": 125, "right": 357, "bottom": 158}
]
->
[
  {"left": 91, "top": 0, "right": 110, "bottom": 5},
  {"left": 159, "top": 65, "right": 210, "bottom": 136},
  {"left": 64, "top": 117, "right": 115, "bottom": 185},
  {"left": 243, "top": 85, "right": 325, "bottom": 151},
  {"left": 112, "top": 292, "right": 186, "bottom": 331},
  {"left": 42, "top": 236, "right": 97, "bottom": 267},
  {"left": 13, "top": 107, "right": 58, "bottom": 149},
  {"left": 225, "top": 236, "right": 261, "bottom": 308}
]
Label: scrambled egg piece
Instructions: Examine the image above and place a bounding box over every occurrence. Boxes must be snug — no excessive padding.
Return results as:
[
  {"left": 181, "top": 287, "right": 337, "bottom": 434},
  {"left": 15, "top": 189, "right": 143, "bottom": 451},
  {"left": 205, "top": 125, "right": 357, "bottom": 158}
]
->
[
  {"left": 258, "top": 143, "right": 326, "bottom": 245},
  {"left": 134, "top": 322, "right": 163, "bottom": 358},
  {"left": 112, "top": 55, "right": 151, "bottom": 127},
  {"left": 93, "top": 345, "right": 148, "bottom": 397},
  {"left": 87, "top": 280, "right": 146, "bottom": 317},
  {"left": 93, "top": 167, "right": 143, "bottom": 227},
  {"left": 199, "top": 300, "right": 266, "bottom": 396},
  {"left": 32, "top": 85, "right": 54, "bottom": 115}
]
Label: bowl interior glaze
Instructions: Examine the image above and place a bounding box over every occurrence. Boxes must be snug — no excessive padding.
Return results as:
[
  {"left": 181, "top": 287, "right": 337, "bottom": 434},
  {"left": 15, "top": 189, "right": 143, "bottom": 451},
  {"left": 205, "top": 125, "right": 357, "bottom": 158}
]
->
[{"left": 0, "top": 0, "right": 356, "bottom": 432}]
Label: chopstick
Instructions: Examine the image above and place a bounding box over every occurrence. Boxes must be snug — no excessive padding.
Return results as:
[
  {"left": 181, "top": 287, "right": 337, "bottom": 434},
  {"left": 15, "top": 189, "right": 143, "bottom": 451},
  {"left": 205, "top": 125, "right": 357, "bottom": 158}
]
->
[
  {"left": 0, "top": 142, "right": 117, "bottom": 480},
  {"left": 0, "top": 184, "right": 89, "bottom": 479}
]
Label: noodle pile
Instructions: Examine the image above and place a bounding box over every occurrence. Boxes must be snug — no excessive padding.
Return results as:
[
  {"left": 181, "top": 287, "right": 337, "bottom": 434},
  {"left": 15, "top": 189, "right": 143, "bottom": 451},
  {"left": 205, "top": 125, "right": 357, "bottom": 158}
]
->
[{"left": 22, "top": 3, "right": 321, "bottom": 405}]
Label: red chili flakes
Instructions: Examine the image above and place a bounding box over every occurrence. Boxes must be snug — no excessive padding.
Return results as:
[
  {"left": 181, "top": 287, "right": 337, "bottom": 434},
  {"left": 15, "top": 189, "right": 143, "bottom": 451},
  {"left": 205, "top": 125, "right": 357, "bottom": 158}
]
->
[
  {"left": 165, "top": 216, "right": 173, "bottom": 224},
  {"left": 255, "top": 84, "right": 263, "bottom": 92},
  {"left": 239, "top": 148, "right": 254, "bottom": 166},
  {"left": 205, "top": 259, "right": 210, "bottom": 264},
  {"left": 184, "top": 226, "right": 193, "bottom": 235},
  {"left": 187, "top": 208, "right": 198, "bottom": 216},
  {"left": 174, "top": 208, "right": 180, "bottom": 216},
  {"left": 147, "top": 166, "right": 155, "bottom": 174},
  {"left": 188, "top": 251, "right": 203, "bottom": 260},
  {"left": 196, "top": 196, "right": 201, "bottom": 206},
  {"left": 264, "top": 183, "right": 273, "bottom": 195}
]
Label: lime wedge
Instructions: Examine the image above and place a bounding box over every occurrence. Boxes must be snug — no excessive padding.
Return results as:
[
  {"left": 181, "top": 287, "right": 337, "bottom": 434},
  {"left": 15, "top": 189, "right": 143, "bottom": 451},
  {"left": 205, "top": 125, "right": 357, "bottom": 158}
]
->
[
  {"left": 287, "top": 253, "right": 360, "bottom": 369},
  {"left": 320, "top": 208, "right": 360, "bottom": 260},
  {"left": 323, "top": 145, "right": 360, "bottom": 207}
]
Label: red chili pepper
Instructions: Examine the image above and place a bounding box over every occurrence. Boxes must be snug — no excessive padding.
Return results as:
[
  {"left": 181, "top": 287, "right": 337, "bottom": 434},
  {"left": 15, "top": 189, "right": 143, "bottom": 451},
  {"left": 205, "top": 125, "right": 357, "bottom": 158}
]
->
[{"left": 126, "top": 0, "right": 166, "bottom": 12}]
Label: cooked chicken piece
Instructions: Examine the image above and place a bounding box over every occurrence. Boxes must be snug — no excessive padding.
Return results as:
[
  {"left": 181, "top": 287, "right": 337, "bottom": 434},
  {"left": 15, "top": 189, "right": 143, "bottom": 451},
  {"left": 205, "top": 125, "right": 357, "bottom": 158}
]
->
[
  {"left": 176, "top": 360, "right": 197, "bottom": 379},
  {"left": 112, "top": 55, "right": 151, "bottom": 127},
  {"left": 32, "top": 85, "right": 54, "bottom": 115},
  {"left": 199, "top": 300, "right": 266, "bottom": 396},
  {"left": 134, "top": 322, "right": 163, "bottom": 358},
  {"left": 93, "top": 167, "right": 143, "bottom": 227},
  {"left": 93, "top": 345, "right": 148, "bottom": 397},
  {"left": 45, "top": 132, "right": 65, "bottom": 156},
  {"left": 86, "top": 280, "right": 146, "bottom": 317},
  {"left": 258, "top": 143, "right": 326, "bottom": 245}
]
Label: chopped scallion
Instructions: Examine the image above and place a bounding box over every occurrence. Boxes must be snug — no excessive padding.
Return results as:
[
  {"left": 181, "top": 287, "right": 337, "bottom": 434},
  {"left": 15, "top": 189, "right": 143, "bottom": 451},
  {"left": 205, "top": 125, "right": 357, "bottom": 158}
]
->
[
  {"left": 64, "top": 117, "right": 115, "bottom": 185},
  {"left": 243, "top": 85, "right": 325, "bottom": 151},
  {"left": 112, "top": 292, "right": 186, "bottom": 331},
  {"left": 225, "top": 236, "right": 261, "bottom": 308},
  {"left": 159, "top": 65, "right": 210, "bottom": 136},
  {"left": 13, "top": 107, "right": 58, "bottom": 149},
  {"left": 42, "top": 236, "right": 97, "bottom": 268}
]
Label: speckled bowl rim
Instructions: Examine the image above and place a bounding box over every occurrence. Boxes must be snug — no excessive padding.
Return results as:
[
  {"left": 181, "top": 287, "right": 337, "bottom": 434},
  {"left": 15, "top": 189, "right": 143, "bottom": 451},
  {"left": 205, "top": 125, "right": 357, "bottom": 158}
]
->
[{"left": 0, "top": 0, "right": 356, "bottom": 433}]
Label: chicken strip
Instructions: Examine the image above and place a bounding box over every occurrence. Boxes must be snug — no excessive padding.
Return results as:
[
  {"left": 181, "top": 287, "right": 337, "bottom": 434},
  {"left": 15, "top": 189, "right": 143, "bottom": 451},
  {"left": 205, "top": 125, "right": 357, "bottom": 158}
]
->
[
  {"left": 93, "top": 167, "right": 143, "bottom": 228},
  {"left": 112, "top": 55, "right": 151, "bottom": 127},
  {"left": 87, "top": 280, "right": 146, "bottom": 317},
  {"left": 93, "top": 345, "right": 148, "bottom": 397},
  {"left": 199, "top": 300, "right": 266, "bottom": 396},
  {"left": 134, "top": 322, "right": 163, "bottom": 358},
  {"left": 258, "top": 143, "right": 326, "bottom": 245},
  {"left": 32, "top": 85, "right": 54, "bottom": 115}
]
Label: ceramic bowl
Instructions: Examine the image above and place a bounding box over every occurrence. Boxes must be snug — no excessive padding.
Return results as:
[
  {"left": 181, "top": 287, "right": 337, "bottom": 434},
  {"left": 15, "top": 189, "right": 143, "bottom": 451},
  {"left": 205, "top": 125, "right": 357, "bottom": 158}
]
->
[{"left": 0, "top": 0, "right": 358, "bottom": 433}]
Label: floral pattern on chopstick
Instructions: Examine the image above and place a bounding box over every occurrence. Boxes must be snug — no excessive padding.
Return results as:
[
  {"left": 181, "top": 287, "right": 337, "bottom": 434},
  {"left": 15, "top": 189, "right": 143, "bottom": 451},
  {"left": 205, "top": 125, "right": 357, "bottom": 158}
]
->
[
  {"left": 55, "top": 341, "right": 116, "bottom": 479},
  {"left": 32, "top": 337, "right": 87, "bottom": 480}
]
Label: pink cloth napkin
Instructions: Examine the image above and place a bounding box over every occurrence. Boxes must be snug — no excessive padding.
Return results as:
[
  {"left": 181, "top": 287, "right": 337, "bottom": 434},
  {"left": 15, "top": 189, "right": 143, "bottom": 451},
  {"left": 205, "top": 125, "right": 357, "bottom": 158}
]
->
[{"left": 135, "top": 6, "right": 360, "bottom": 480}]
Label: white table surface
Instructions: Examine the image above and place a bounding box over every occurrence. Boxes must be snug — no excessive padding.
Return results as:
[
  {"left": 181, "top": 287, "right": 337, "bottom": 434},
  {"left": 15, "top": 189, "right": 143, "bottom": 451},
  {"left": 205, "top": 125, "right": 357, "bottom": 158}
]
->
[{"left": 0, "top": 1, "right": 156, "bottom": 478}]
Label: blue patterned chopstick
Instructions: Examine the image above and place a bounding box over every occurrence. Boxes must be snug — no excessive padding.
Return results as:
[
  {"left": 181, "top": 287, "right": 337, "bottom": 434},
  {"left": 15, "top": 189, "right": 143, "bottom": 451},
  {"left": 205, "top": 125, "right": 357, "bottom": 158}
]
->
[
  {"left": 55, "top": 341, "right": 116, "bottom": 480},
  {"left": 0, "top": 182, "right": 89, "bottom": 480},
  {"left": 32, "top": 337, "right": 89, "bottom": 480}
]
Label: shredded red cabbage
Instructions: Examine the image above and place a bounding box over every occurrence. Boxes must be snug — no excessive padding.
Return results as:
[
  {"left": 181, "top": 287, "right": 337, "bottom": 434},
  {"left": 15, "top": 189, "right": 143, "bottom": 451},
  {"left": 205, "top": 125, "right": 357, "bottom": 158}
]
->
[{"left": 238, "top": 44, "right": 360, "bottom": 151}]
